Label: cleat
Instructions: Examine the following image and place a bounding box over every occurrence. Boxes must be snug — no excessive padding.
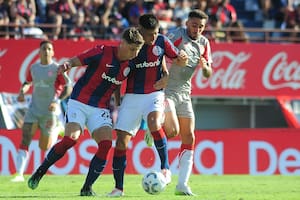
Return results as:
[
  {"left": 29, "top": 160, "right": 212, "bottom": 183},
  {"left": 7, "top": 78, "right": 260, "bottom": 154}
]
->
[
  {"left": 161, "top": 169, "right": 172, "bottom": 185},
  {"left": 175, "top": 184, "right": 195, "bottom": 196},
  {"left": 107, "top": 188, "right": 124, "bottom": 197},
  {"left": 80, "top": 186, "right": 97, "bottom": 196},
  {"left": 144, "top": 129, "right": 154, "bottom": 147},
  {"left": 27, "top": 169, "right": 45, "bottom": 190},
  {"left": 11, "top": 174, "right": 25, "bottom": 182}
]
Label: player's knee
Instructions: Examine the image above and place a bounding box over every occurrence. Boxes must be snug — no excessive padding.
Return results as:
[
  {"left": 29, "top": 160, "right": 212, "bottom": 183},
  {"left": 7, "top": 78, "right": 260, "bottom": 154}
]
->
[
  {"left": 21, "top": 134, "right": 33, "bottom": 147},
  {"left": 166, "top": 128, "right": 179, "bottom": 139}
]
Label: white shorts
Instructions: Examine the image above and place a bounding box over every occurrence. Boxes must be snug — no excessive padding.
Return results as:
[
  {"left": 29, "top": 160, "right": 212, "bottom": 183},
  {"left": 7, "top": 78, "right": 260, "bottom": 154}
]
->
[
  {"left": 115, "top": 91, "right": 164, "bottom": 136},
  {"left": 66, "top": 99, "right": 112, "bottom": 133}
]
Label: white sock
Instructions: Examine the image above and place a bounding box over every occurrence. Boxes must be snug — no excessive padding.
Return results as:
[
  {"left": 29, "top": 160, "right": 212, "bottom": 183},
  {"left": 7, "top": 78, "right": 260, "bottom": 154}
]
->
[
  {"left": 178, "top": 149, "right": 193, "bottom": 187},
  {"left": 16, "top": 149, "right": 29, "bottom": 175}
]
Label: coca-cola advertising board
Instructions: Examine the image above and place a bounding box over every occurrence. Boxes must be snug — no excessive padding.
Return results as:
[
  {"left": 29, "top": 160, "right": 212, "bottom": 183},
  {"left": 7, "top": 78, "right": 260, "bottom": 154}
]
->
[{"left": 0, "top": 39, "right": 299, "bottom": 97}]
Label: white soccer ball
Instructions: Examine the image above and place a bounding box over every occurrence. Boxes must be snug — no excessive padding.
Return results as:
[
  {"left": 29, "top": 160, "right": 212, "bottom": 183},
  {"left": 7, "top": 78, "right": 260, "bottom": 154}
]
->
[{"left": 142, "top": 171, "right": 167, "bottom": 195}]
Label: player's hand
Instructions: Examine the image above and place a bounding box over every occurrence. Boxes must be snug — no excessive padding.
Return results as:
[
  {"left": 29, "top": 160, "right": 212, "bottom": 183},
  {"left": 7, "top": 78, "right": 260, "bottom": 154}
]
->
[
  {"left": 154, "top": 76, "right": 168, "bottom": 90},
  {"left": 17, "top": 93, "right": 25, "bottom": 102},
  {"left": 48, "top": 102, "right": 58, "bottom": 111},
  {"left": 175, "top": 50, "right": 188, "bottom": 67},
  {"left": 58, "top": 62, "right": 71, "bottom": 74},
  {"left": 200, "top": 56, "right": 213, "bottom": 78}
]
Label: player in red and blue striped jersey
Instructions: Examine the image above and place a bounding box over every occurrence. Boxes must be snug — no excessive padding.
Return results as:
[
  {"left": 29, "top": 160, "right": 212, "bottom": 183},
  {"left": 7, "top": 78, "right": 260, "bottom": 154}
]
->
[
  {"left": 108, "top": 14, "right": 188, "bottom": 197},
  {"left": 27, "top": 27, "right": 144, "bottom": 196}
]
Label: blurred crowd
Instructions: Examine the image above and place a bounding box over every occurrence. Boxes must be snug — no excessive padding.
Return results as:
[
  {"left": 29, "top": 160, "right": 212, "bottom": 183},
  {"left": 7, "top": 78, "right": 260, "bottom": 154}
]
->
[{"left": 0, "top": 0, "right": 299, "bottom": 42}]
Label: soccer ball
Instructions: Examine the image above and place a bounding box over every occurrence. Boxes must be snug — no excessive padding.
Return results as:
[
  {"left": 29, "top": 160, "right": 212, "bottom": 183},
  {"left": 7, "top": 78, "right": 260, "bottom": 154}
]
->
[{"left": 142, "top": 171, "right": 167, "bottom": 195}]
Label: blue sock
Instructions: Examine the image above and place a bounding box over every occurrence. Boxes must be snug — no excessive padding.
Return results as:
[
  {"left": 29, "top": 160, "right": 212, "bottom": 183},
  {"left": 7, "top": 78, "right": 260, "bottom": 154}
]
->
[
  {"left": 154, "top": 137, "right": 169, "bottom": 169},
  {"left": 82, "top": 155, "right": 107, "bottom": 188},
  {"left": 112, "top": 150, "right": 127, "bottom": 190}
]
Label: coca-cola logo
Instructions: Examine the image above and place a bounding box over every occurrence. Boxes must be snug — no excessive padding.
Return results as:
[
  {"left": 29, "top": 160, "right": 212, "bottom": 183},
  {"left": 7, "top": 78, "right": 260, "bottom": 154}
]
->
[
  {"left": 195, "top": 51, "right": 250, "bottom": 89},
  {"left": 263, "top": 52, "right": 300, "bottom": 90},
  {"left": 19, "top": 49, "right": 85, "bottom": 84}
]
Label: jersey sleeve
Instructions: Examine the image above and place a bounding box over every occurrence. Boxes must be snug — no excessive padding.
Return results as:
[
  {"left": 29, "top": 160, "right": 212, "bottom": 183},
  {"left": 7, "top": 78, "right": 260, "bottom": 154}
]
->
[
  {"left": 77, "top": 45, "right": 104, "bottom": 66},
  {"left": 163, "top": 35, "right": 180, "bottom": 59},
  {"left": 54, "top": 72, "right": 72, "bottom": 99},
  {"left": 203, "top": 39, "right": 213, "bottom": 64},
  {"left": 25, "top": 67, "right": 33, "bottom": 83},
  {"left": 166, "top": 28, "right": 183, "bottom": 47}
]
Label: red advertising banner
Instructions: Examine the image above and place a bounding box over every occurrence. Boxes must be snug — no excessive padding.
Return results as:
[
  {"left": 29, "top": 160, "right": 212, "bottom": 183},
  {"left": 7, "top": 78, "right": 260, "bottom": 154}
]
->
[
  {"left": 0, "top": 128, "right": 299, "bottom": 175},
  {"left": 1, "top": 39, "right": 299, "bottom": 97}
]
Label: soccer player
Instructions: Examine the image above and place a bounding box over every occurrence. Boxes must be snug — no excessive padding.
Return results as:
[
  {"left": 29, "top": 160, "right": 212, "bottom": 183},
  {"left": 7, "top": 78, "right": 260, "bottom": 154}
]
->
[
  {"left": 164, "top": 10, "right": 213, "bottom": 195},
  {"left": 11, "top": 40, "right": 71, "bottom": 182},
  {"left": 27, "top": 27, "right": 144, "bottom": 196},
  {"left": 107, "top": 13, "right": 188, "bottom": 197}
]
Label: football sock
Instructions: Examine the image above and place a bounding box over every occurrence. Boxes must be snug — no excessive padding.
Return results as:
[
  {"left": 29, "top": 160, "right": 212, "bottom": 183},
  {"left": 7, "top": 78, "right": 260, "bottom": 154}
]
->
[
  {"left": 40, "top": 136, "right": 76, "bottom": 173},
  {"left": 112, "top": 149, "right": 127, "bottom": 190},
  {"left": 16, "top": 146, "right": 29, "bottom": 175},
  {"left": 178, "top": 144, "right": 194, "bottom": 186},
  {"left": 82, "top": 140, "right": 111, "bottom": 188},
  {"left": 152, "top": 128, "right": 169, "bottom": 169}
]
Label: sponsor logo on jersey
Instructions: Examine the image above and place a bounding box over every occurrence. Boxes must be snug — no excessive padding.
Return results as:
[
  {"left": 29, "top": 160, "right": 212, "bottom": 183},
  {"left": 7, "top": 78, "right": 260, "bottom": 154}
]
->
[
  {"left": 136, "top": 59, "right": 160, "bottom": 68},
  {"left": 106, "top": 64, "right": 115, "bottom": 68},
  {"left": 101, "top": 72, "right": 122, "bottom": 85}
]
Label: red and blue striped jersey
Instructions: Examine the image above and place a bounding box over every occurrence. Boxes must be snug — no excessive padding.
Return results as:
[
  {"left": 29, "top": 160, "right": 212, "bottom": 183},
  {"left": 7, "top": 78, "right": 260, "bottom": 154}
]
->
[
  {"left": 126, "top": 34, "right": 179, "bottom": 94},
  {"left": 71, "top": 45, "right": 131, "bottom": 108}
]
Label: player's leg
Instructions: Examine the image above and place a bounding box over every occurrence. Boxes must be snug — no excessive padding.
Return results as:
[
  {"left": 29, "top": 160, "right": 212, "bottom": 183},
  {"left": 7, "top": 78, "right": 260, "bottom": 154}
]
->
[
  {"left": 108, "top": 94, "right": 142, "bottom": 197},
  {"left": 28, "top": 100, "right": 84, "bottom": 190},
  {"left": 107, "top": 130, "right": 132, "bottom": 197},
  {"left": 80, "top": 108, "right": 113, "bottom": 196},
  {"left": 145, "top": 92, "right": 171, "bottom": 183},
  {"left": 11, "top": 122, "right": 38, "bottom": 182},
  {"left": 175, "top": 95, "right": 195, "bottom": 196},
  {"left": 147, "top": 110, "right": 171, "bottom": 184},
  {"left": 38, "top": 113, "right": 59, "bottom": 151},
  {"left": 163, "top": 97, "right": 180, "bottom": 138}
]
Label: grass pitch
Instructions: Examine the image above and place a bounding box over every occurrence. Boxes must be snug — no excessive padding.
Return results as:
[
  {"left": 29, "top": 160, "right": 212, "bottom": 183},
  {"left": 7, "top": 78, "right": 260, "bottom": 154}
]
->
[{"left": 0, "top": 174, "right": 299, "bottom": 200}]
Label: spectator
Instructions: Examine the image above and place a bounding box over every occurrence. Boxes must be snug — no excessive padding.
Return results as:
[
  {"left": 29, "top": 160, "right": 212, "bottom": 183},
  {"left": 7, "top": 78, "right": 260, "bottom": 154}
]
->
[
  {"left": 152, "top": 0, "right": 173, "bottom": 29},
  {"left": 226, "top": 20, "right": 249, "bottom": 43},
  {"left": 10, "top": 0, "right": 36, "bottom": 38},
  {"left": 172, "top": 0, "right": 191, "bottom": 25},
  {"left": 47, "top": 0, "right": 76, "bottom": 40},
  {"left": 209, "top": 0, "right": 237, "bottom": 27},
  {"left": 284, "top": 3, "right": 300, "bottom": 41},
  {"left": 128, "top": 0, "right": 148, "bottom": 26},
  {"left": 0, "top": 0, "right": 9, "bottom": 38}
]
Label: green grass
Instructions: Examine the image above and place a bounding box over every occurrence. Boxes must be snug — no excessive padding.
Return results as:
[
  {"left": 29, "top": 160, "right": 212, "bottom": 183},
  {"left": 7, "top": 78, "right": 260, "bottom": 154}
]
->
[{"left": 0, "top": 175, "right": 300, "bottom": 200}]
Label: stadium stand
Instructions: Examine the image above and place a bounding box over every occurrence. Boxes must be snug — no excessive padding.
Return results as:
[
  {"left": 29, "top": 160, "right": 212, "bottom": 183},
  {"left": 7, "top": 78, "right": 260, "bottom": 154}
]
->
[{"left": 0, "top": 0, "right": 299, "bottom": 43}]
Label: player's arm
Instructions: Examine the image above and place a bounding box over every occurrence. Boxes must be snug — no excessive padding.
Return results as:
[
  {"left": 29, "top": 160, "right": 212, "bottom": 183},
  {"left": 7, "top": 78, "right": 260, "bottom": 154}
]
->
[
  {"left": 58, "top": 57, "right": 82, "bottom": 74},
  {"left": 200, "top": 56, "right": 213, "bottom": 78},
  {"left": 173, "top": 49, "right": 188, "bottom": 67},
  {"left": 154, "top": 56, "right": 169, "bottom": 90},
  {"left": 17, "top": 81, "right": 31, "bottom": 102},
  {"left": 113, "top": 85, "right": 121, "bottom": 107}
]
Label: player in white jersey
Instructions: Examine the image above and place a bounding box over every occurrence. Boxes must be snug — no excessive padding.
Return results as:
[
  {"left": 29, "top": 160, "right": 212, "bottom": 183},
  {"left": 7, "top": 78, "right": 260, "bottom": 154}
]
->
[
  {"left": 11, "top": 40, "right": 72, "bottom": 182},
  {"left": 165, "top": 10, "right": 213, "bottom": 195}
]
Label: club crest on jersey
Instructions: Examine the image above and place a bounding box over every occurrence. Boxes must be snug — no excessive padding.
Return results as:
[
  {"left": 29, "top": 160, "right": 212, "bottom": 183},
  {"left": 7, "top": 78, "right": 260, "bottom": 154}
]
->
[
  {"left": 123, "top": 67, "right": 130, "bottom": 77},
  {"left": 152, "top": 46, "right": 163, "bottom": 56}
]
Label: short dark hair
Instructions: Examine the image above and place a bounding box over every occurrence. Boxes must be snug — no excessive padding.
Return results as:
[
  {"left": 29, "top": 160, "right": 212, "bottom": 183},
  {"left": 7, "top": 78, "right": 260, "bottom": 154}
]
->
[
  {"left": 122, "top": 27, "right": 144, "bottom": 46},
  {"left": 40, "top": 40, "right": 53, "bottom": 47},
  {"left": 188, "top": 9, "right": 209, "bottom": 20},
  {"left": 139, "top": 13, "right": 159, "bottom": 30}
]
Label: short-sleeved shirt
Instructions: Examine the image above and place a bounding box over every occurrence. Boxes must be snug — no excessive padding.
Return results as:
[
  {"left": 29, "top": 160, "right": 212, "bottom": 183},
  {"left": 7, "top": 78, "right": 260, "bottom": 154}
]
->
[
  {"left": 26, "top": 61, "right": 67, "bottom": 115},
  {"left": 166, "top": 27, "right": 212, "bottom": 94},
  {"left": 71, "top": 45, "right": 132, "bottom": 108},
  {"left": 125, "top": 34, "right": 179, "bottom": 94}
]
